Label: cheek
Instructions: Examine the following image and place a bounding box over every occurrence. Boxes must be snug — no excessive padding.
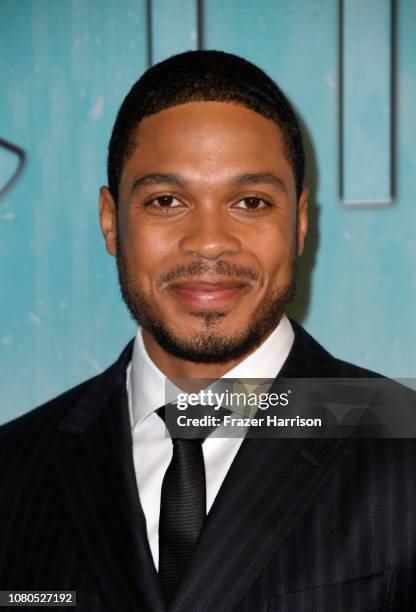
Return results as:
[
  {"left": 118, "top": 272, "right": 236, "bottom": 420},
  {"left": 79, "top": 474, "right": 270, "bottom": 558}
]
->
[
  {"left": 254, "top": 226, "right": 296, "bottom": 274},
  {"left": 122, "top": 224, "right": 177, "bottom": 281}
]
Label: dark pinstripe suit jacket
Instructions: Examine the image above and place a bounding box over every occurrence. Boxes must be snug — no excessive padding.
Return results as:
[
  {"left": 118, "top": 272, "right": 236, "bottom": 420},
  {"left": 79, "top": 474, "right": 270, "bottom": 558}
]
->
[{"left": 1, "top": 321, "right": 415, "bottom": 611}]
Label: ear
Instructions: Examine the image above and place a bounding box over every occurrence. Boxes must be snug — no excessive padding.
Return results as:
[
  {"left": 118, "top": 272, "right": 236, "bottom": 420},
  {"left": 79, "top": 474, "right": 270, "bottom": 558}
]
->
[
  {"left": 99, "top": 186, "right": 117, "bottom": 256},
  {"left": 296, "top": 187, "right": 308, "bottom": 257}
]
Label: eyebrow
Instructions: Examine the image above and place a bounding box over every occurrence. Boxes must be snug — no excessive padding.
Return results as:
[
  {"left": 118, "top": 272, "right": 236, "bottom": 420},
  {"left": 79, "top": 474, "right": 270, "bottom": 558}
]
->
[
  {"left": 129, "top": 171, "right": 287, "bottom": 196},
  {"left": 229, "top": 173, "right": 287, "bottom": 194},
  {"left": 130, "top": 174, "right": 187, "bottom": 196}
]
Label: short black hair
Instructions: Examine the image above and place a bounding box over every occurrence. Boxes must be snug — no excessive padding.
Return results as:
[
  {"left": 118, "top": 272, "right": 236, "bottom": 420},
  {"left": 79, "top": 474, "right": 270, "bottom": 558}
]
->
[{"left": 107, "top": 50, "right": 305, "bottom": 203}]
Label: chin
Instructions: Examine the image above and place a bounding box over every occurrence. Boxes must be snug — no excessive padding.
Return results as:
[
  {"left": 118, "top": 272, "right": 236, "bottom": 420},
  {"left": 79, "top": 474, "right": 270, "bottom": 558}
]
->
[{"left": 181, "top": 311, "right": 242, "bottom": 333}]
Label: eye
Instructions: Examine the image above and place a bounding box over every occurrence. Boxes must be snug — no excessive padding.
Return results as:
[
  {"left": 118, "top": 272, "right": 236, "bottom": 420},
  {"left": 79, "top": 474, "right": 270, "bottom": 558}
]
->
[
  {"left": 233, "top": 197, "right": 270, "bottom": 210},
  {"left": 148, "top": 195, "right": 182, "bottom": 208}
]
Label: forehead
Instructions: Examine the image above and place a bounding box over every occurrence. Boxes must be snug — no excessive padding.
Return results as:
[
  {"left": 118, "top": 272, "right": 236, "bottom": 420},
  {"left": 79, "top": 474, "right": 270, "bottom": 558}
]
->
[
  {"left": 131, "top": 101, "right": 285, "bottom": 157},
  {"left": 120, "top": 101, "right": 295, "bottom": 196}
]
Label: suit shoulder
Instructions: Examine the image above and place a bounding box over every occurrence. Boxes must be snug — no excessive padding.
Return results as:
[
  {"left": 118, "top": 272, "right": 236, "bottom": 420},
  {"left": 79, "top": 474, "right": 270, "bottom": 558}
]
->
[
  {"left": 331, "top": 357, "right": 383, "bottom": 379},
  {"left": 0, "top": 373, "right": 101, "bottom": 444},
  {"left": 0, "top": 339, "right": 134, "bottom": 444},
  {"left": 288, "top": 319, "right": 384, "bottom": 379}
]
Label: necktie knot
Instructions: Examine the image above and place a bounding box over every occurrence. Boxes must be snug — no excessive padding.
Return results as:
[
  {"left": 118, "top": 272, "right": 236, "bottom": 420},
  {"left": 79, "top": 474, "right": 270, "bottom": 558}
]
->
[
  {"left": 157, "top": 402, "right": 227, "bottom": 441},
  {"left": 156, "top": 404, "right": 221, "bottom": 443},
  {"left": 171, "top": 436, "right": 202, "bottom": 446}
]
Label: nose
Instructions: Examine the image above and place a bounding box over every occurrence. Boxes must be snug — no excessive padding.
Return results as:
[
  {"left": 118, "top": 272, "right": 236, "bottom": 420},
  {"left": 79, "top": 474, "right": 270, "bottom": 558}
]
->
[{"left": 178, "top": 208, "right": 241, "bottom": 260}]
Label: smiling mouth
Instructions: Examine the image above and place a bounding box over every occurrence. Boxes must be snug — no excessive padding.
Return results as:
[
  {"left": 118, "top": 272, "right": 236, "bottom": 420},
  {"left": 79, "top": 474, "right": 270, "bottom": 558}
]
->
[{"left": 167, "top": 280, "right": 249, "bottom": 309}]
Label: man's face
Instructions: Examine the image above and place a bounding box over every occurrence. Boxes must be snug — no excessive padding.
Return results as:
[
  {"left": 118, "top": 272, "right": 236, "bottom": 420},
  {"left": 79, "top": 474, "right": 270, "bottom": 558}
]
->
[{"left": 100, "top": 101, "right": 308, "bottom": 364}]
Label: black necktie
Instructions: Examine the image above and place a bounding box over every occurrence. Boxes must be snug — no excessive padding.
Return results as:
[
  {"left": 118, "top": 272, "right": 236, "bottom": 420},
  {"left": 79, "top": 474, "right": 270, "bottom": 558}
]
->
[{"left": 158, "top": 408, "right": 206, "bottom": 604}]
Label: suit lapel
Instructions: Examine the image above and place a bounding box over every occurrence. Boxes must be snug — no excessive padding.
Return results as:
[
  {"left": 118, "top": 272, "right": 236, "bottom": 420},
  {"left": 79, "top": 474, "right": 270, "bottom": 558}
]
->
[
  {"left": 51, "top": 342, "right": 166, "bottom": 612},
  {"left": 170, "top": 321, "right": 352, "bottom": 612},
  {"left": 170, "top": 438, "right": 350, "bottom": 612}
]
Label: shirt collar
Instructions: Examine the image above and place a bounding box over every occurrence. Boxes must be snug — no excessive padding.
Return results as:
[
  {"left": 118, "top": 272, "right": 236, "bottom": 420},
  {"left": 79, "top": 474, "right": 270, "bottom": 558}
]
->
[{"left": 127, "top": 314, "right": 294, "bottom": 429}]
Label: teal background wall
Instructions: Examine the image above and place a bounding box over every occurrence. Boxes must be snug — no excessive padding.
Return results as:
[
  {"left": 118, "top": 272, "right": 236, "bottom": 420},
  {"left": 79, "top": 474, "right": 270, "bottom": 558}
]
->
[{"left": 1, "top": 0, "right": 415, "bottom": 424}]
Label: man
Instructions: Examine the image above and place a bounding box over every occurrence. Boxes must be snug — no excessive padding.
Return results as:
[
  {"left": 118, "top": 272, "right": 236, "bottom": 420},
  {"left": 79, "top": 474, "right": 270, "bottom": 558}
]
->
[{"left": 1, "top": 51, "right": 415, "bottom": 611}]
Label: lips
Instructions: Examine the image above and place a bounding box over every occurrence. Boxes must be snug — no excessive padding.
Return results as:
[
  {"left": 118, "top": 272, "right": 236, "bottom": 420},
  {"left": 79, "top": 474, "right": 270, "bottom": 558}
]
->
[{"left": 168, "top": 281, "right": 248, "bottom": 309}]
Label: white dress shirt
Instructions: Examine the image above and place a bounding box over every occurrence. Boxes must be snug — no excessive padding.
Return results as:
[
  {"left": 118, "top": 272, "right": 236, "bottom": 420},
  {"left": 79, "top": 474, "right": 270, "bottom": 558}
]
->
[{"left": 126, "top": 315, "right": 294, "bottom": 569}]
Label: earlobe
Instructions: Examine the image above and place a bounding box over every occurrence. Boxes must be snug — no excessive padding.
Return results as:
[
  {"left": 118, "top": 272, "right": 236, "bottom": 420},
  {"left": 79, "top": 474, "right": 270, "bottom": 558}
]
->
[
  {"left": 99, "top": 186, "right": 117, "bottom": 256},
  {"left": 296, "top": 188, "right": 309, "bottom": 257}
]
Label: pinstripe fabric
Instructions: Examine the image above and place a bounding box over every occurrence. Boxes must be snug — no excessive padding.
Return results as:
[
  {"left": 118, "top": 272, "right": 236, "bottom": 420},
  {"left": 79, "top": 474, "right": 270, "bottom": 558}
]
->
[{"left": 1, "top": 321, "right": 415, "bottom": 611}]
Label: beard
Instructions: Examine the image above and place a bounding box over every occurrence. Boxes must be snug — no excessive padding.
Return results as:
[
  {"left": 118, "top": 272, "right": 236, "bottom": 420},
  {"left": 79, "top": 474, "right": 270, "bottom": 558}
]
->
[{"left": 116, "top": 237, "right": 296, "bottom": 364}]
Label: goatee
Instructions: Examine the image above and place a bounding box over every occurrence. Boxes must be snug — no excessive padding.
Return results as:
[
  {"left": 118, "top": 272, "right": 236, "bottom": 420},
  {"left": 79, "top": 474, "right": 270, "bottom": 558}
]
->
[{"left": 116, "top": 236, "right": 296, "bottom": 364}]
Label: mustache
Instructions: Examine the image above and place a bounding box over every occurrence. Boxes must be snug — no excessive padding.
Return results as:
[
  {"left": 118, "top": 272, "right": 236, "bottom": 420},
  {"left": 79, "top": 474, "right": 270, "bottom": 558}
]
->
[{"left": 158, "top": 261, "right": 260, "bottom": 287}]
